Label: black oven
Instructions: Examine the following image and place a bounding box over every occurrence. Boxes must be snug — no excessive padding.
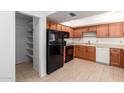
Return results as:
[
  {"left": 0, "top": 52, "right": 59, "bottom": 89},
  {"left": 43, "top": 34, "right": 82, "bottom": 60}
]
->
[{"left": 65, "top": 45, "right": 74, "bottom": 63}]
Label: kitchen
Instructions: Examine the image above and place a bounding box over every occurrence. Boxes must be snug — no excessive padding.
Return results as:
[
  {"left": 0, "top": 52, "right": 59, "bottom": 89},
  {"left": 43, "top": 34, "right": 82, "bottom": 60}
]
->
[
  {"left": 1, "top": 1, "right": 124, "bottom": 92},
  {"left": 15, "top": 11, "right": 124, "bottom": 82},
  {"left": 45, "top": 11, "right": 124, "bottom": 81}
]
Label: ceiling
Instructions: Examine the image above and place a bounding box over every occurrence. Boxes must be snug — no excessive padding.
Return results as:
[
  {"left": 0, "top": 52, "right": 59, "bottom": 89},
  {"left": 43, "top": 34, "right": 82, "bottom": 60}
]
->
[
  {"left": 16, "top": 12, "right": 33, "bottom": 20},
  {"left": 47, "top": 11, "right": 108, "bottom": 23}
]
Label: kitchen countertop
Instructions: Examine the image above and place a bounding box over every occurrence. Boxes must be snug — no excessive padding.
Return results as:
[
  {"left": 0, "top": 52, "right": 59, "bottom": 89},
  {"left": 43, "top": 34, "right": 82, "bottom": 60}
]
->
[{"left": 66, "top": 43, "right": 124, "bottom": 50}]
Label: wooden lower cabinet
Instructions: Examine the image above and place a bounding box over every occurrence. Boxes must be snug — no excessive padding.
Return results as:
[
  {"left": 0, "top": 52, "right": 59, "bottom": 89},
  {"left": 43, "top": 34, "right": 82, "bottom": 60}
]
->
[
  {"left": 110, "top": 48, "right": 124, "bottom": 67},
  {"left": 74, "top": 45, "right": 96, "bottom": 62},
  {"left": 120, "top": 50, "right": 124, "bottom": 68},
  {"left": 80, "top": 46, "right": 87, "bottom": 59},
  {"left": 87, "top": 46, "right": 96, "bottom": 61},
  {"left": 74, "top": 45, "right": 80, "bottom": 58}
]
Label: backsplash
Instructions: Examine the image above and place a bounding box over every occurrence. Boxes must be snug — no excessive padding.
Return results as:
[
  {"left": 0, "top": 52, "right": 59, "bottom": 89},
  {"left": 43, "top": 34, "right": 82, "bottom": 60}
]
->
[{"left": 64, "top": 37, "right": 124, "bottom": 45}]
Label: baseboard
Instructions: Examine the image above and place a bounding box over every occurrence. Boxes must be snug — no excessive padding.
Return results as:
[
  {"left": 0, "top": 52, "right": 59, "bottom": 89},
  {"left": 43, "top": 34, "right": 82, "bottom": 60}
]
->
[{"left": 16, "top": 60, "right": 29, "bottom": 64}]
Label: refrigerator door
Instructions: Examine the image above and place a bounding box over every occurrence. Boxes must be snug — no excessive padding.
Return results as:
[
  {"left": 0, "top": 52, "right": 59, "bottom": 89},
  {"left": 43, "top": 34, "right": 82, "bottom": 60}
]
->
[
  {"left": 47, "top": 44, "right": 64, "bottom": 74},
  {"left": 47, "top": 30, "right": 64, "bottom": 74}
]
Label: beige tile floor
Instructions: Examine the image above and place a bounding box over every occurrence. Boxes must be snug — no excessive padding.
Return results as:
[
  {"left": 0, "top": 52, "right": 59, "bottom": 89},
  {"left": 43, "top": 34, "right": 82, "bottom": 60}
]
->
[{"left": 16, "top": 58, "right": 124, "bottom": 82}]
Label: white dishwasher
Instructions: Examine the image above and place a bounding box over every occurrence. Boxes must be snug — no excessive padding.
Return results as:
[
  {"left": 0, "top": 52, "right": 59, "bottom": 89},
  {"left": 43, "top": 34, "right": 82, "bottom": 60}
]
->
[{"left": 96, "top": 48, "right": 110, "bottom": 65}]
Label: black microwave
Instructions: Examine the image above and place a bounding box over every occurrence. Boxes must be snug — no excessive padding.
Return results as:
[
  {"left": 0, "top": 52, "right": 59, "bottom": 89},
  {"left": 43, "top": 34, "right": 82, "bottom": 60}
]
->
[{"left": 63, "top": 32, "right": 69, "bottom": 38}]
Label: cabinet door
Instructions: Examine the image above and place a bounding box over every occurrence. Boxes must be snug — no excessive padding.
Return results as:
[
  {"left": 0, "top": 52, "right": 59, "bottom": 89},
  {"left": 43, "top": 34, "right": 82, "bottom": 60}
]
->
[
  {"left": 110, "top": 48, "right": 121, "bottom": 66},
  {"left": 122, "top": 23, "right": 124, "bottom": 37},
  {"left": 74, "top": 46, "right": 80, "bottom": 58},
  {"left": 88, "top": 26, "right": 97, "bottom": 32},
  {"left": 68, "top": 28, "right": 74, "bottom": 38},
  {"left": 74, "top": 29, "right": 83, "bottom": 38},
  {"left": 87, "top": 46, "right": 96, "bottom": 61},
  {"left": 49, "top": 22, "right": 57, "bottom": 30},
  {"left": 109, "top": 23, "right": 123, "bottom": 38},
  {"left": 80, "top": 46, "right": 87, "bottom": 59},
  {"left": 56, "top": 24, "right": 62, "bottom": 31},
  {"left": 97, "top": 24, "right": 109, "bottom": 38},
  {"left": 81, "top": 27, "right": 89, "bottom": 32},
  {"left": 120, "top": 50, "right": 124, "bottom": 68},
  {"left": 61, "top": 25, "right": 67, "bottom": 31}
]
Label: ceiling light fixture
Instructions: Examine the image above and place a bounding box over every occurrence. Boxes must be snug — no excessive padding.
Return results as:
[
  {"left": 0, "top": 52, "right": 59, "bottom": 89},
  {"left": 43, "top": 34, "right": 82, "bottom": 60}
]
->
[{"left": 68, "top": 12, "right": 76, "bottom": 17}]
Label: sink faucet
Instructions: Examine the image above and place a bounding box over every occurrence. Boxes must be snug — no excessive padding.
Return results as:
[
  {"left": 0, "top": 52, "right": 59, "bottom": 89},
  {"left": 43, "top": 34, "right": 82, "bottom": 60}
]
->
[{"left": 88, "top": 41, "right": 91, "bottom": 44}]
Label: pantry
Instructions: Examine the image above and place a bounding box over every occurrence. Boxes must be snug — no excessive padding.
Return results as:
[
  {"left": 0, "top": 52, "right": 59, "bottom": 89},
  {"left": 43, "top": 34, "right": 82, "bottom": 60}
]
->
[
  {"left": 16, "top": 12, "right": 38, "bottom": 81},
  {"left": 16, "top": 12, "right": 33, "bottom": 64}
]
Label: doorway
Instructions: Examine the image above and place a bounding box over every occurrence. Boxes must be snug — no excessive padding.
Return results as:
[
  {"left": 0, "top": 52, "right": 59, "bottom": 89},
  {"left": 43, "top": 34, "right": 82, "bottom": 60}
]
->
[{"left": 16, "top": 12, "right": 38, "bottom": 81}]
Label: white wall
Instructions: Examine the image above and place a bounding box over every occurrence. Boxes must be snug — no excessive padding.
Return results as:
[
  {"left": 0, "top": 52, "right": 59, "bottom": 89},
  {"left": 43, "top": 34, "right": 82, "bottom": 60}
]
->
[
  {"left": 16, "top": 15, "right": 31, "bottom": 64},
  {"left": 0, "top": 12, "right": 15, "bottom": 82},
  {"left": 65, "top": 37, "right": 124, "bottom": 45},
  {"left": 38, "top": 16, "right": 47, "bottom": 77},
  {"left": 33, "top": 17, "right": 40, "bottom": 73}
]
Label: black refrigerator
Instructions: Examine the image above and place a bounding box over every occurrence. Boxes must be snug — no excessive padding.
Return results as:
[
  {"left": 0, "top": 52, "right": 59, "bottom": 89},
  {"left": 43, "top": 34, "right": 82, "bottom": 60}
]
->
[{"left": 46, "top": 29, "right": 64, "bottom": 74}]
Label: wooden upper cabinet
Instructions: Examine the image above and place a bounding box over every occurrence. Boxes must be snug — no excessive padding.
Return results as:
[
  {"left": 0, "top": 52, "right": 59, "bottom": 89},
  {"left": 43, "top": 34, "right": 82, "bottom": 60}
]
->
[
  {"left": 122, "top": 23, "right": 124, "bottom": 37},
  {"left": 56, "top": 24, "right": 62, "bottom": 31},
  {"left": 73, "top": 26, "right": 96, "bottom": 38},
  {"left": 88, "top": 26, "right": 97, "bottom": 32},
  {"left": 61, "top": 25, "right": 67, "bottom": 31},
  {"left": 73, "top": 28, "right": 86, "bottom": 38},
  {"left": 109, "top": 23, "right": 123, "bottom": 38},
  {"left": 97, "top": 24, "right": 109, "bottom": 38},
  {"left": 61, "top": 25, "right": 74, "bottom": 38},
  {"left": 81, "top": 27, "right": 89, "bottom": 32},
  {"left": 73, "top": 29, "right": 83, "bottom": 38},
  {"left": 68, "top": 28, "right": 74, "bottom": 38},
  {"left": 50, "top": 22, "right": 57, "bottom": 30},
  {"left": 47, "top": 21, "right": 57, "bottom": 30},
  {"left": 47, "top": 21, "right": 50, "bottom": 29}
]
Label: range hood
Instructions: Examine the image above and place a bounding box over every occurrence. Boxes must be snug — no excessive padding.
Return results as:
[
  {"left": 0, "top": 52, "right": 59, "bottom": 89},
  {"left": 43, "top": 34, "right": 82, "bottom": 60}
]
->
[{"left": 83, "top": 32, "right": 96, "bottom": 37}]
